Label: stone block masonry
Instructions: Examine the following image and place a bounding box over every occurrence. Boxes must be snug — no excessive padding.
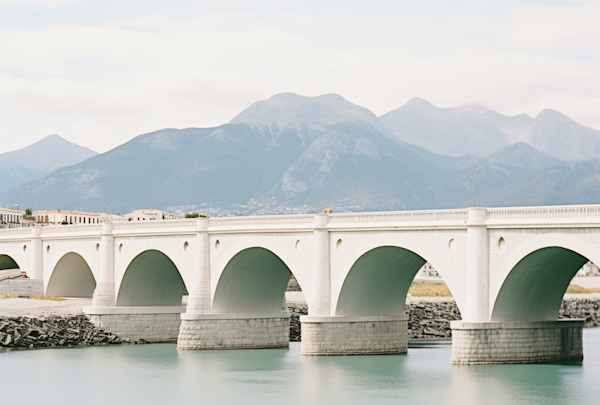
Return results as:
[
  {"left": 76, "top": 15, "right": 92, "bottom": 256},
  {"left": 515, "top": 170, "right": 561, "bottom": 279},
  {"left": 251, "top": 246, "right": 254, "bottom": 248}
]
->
[
  {"left": 300, "top": 315, "right": 408, "bottom": 355},
  {"left": 451, "top": 320, "right": 583, "bottom": 365},
  {"left": 178, "top": 312, "right": 290, "bottom": 350},
  {"left": 83, "top": 306, "right": 185, "bottom": 342}
]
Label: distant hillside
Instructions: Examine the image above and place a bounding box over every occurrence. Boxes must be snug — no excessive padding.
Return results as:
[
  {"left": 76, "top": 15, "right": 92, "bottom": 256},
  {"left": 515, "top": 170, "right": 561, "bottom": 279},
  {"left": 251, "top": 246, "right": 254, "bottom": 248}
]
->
[
  {"left": 0, "top": 135, "right": 97, "bottom": 194},
  {"left": 0, "top": 94, "right": 447, "bottom": 213},
  {"left": 380, "top": 98, "right": 600, "bottom": 161},
  {"left": 2, "top": 93, "right": 600, "bottom": 214}
]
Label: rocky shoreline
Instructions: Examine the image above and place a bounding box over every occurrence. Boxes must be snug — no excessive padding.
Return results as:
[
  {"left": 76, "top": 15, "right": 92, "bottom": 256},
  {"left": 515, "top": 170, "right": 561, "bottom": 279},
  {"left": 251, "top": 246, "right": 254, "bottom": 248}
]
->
[
  {"left": 2, "top": 298, "right": 599, "bottom": 349},
  {"left": 0, "top": 315, "right": 144, "bottom": 349},
  {"left": 288, "top": 297, "right": 600, "bottom": 341}
]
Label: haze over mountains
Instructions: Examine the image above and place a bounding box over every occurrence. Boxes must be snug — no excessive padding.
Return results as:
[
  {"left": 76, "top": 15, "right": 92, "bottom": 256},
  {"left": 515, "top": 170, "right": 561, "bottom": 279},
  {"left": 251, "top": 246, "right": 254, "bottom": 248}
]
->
[
  {"left": 1, "top": 93, "right": 600, "bottom": 214},
  {"left": 380, "top": 98, "right": 600, "bottom": 161},
  {"left": 0, "top": 135, "right": 97, "bottom": 194}
]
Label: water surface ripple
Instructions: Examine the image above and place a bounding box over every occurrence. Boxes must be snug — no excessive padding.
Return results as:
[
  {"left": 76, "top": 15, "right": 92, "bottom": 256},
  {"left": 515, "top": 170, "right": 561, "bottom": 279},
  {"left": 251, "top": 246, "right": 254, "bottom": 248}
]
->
[{"left": 2, "top": 329, "right": 600, "bottom": 404}]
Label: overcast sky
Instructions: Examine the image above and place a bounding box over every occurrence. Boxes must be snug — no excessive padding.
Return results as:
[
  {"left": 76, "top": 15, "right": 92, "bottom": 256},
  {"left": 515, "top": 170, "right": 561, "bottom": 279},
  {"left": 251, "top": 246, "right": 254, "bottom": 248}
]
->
[{"left": 0, "top": 0, "right": 599, "bottom": 154}]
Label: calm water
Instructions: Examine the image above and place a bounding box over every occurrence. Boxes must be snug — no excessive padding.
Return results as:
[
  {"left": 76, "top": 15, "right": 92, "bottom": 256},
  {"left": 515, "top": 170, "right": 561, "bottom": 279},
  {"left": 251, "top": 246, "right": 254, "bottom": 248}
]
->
[{"left": 2, "top": 329, "right": 600, "bottom": 405}]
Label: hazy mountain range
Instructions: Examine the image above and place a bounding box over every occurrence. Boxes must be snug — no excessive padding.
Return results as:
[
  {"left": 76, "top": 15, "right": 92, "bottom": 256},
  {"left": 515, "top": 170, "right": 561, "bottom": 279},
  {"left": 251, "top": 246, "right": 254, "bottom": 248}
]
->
[
  {"left": 1, "top": 93, "right": 600, "bottom": 214},
  {"left": 0, "top": 135, "right": 97, "bottom": 195}
]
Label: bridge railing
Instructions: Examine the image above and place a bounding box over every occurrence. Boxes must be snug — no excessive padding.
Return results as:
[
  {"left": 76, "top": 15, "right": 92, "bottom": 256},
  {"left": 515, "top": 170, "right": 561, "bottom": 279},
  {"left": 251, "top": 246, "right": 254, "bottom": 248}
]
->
[
  {"left": 40, "top": 224, "right": 103, "bottom": 234},
  {"left": 486, "top": 205, "right": 600, "bottom": 225},
  {"left": 328, "top": 209, "right": 468, "bottom": 226},
  {"left": 208, "top": 214, "right": 314, "bottom": 228},
  {"left": 111, "top": 219, "right": 196, "bottom": 230},
  {"left": 0, "top": 227, "right": 33, "bottom": 238}
]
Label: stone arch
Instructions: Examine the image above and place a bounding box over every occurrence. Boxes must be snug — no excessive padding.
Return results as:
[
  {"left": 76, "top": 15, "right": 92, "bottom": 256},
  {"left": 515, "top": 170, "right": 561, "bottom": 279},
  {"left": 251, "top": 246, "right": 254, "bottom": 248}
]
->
[
  {"left": 212, "top": 247, "right": 292, "bottom": 313},
  {"left": 0, "top": 254, "right": 19, "bottom": 270},
  {"left": 490, "top": 233, "right": 600, "bottom": 322},
  {"left": 117, "top": 249, "right": 186, "bottom": 306},
  {"left": 336, "top": 246, "right": 430, "bottom": 315},
  {"left": 45, "top": 252, "right": 96, "bottom": 297},
  {"left": 491, "top": 236, "right": 597, "bottom": 321}
]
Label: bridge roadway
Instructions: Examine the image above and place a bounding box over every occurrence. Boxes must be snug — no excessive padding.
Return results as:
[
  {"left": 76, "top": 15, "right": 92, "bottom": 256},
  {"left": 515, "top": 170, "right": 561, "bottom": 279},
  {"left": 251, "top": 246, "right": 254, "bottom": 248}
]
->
[{"left": 1, "top": 205, "right": 598, "bottom": 364}]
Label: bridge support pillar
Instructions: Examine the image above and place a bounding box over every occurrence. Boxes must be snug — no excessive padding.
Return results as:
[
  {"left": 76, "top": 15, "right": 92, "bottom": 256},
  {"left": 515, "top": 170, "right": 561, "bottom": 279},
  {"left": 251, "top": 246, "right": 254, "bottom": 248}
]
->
[
  {"left": 310, "top": 213, "right": 331, "bottom": 316},
  {"left": 177, "top": 312, "right": 290, "bottom": 350},
  {"left": 92, "top": 223, "right": 115, "bottom": 307},
  {"left": 84, "top": 306, "right": 185, "bottom": 341},
  {"left": 451, "top": 320, "right": 584, "bottom": 365},
  {"left": 465, "top": 207, "right": 489, "bottom": 322},
  {"left": 300, "top": 315, "right": 408, "bottom": 355},
  {"left": 27, "top": 226, "right": 44, "bottom": 295}
]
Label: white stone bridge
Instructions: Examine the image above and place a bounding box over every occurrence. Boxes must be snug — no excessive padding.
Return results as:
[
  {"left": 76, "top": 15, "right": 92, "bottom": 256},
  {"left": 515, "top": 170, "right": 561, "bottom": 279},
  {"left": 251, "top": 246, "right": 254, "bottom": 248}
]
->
[{"left": 1, "top": 205, "right": 598, "bottom": 364}]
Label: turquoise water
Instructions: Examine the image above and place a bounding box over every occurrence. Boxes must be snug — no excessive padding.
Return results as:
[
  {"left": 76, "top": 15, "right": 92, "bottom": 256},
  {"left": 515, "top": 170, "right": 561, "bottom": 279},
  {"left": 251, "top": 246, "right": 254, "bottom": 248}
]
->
[{"left": 2, "top": 329, "right": 600, "bottom": 404}]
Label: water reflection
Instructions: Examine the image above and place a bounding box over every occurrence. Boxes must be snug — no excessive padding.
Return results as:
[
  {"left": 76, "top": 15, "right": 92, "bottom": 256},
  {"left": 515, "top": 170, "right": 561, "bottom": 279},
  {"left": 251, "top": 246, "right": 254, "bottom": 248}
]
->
[{"left": 1, "top": 330, "right": 600, "bottom": 404}]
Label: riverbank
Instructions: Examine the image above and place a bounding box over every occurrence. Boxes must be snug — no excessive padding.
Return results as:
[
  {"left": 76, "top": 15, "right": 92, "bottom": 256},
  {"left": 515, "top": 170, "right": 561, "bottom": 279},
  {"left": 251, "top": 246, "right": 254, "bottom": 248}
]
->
[
  {"left": 0, "top": 314, "right": 144, "bottom": 349},
  {"left": 288, "top": 297, "right": 600, "bottom": 341},
  {"left": 2, "top": 297, "right": 600, "bottom": 348}
]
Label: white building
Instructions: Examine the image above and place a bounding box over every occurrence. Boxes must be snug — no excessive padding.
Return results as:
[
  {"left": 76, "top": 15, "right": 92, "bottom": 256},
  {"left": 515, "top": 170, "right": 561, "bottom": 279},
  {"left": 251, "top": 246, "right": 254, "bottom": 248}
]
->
[
  {"left": 124, "top": 208, "right": 179, "bottom": 221},
  {"left": 0, "top": 205, "right": 24, "bottom": 228},
  {"left": 34, "top": 209, "right": 105, "bottom": 225},
  {"left": 417, "top": 262, "right": 441, "bottom": 279},
  {"left": 576, "top": 261, "right": 600, "bottom": 277}
]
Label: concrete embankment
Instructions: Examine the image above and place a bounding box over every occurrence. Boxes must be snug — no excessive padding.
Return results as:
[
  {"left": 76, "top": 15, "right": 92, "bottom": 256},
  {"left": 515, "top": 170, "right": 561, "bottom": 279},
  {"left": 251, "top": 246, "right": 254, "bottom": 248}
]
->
[{"left": 0, "top": 315, "right": 144, "bottom": 349}]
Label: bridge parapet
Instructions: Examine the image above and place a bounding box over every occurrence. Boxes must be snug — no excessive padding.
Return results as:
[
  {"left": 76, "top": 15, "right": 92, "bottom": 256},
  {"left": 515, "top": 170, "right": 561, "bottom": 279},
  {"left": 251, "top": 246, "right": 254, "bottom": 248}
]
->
[
  {"left": 0, "top": 227, "right": 33, "bottom": 239},
  {"left": 486, "top": 205, "right": 600, "bottom": 226},
  {"left": 328, "top": 209, "right": 467, "bottom": 227}
]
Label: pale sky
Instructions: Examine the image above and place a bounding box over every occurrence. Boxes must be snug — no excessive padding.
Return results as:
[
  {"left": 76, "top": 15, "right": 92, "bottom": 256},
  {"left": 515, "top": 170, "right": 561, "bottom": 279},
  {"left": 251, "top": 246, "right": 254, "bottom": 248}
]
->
[{"left": 0, "top": 0, "right": 599, "bottom": 154}]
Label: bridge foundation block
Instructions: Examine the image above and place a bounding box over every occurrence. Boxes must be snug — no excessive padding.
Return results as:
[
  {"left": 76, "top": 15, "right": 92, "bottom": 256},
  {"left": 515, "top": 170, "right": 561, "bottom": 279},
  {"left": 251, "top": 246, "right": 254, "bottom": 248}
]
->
[
  {"left": 300, "top": 315, "right": 408, "bottom": 355},
  {"left": 451, "top": 319, "right": 584, "bottom": 365},
  {"left": 177, "top": 312, "right": 290, "bottom": 350},
  {"left": 83, "top": 306, "right": 186, "bottom": 342}
]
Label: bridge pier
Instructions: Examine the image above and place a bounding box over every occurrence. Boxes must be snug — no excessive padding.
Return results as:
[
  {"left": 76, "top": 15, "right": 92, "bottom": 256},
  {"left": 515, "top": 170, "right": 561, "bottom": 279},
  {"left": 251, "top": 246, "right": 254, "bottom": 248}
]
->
[
  {"left": 83, "top": 306, "right": 185, "bottom": 341},
  {"left": 177, "top": 312, "right": 290, "bottom": 350},
  {"left": 451, "top": 320, "right": 584, "bottom": 365},
  {"left": 300, "top": 315, "right": 408, "bottom": 355}
]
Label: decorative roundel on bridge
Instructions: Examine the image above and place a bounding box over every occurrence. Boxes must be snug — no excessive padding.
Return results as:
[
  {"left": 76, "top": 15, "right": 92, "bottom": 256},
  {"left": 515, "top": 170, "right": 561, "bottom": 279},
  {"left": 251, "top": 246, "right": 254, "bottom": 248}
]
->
[
  {"left": 184, "top": 241, "right": 189, "bottom": 252},
  {"left": 336, "top": 239, "right": 342, "bottom": 250},
  {"left": 295, "top": 240, "right": 300, "bottom": 250},
  {"left": 23, "top": 245, "right": 27, "bottom": 253},
  {"left": 215, "top": 240, "right": 220, "bottom": 250},
  {"left": 448, "top": 238, "right": 456, "bottom": 252},
  {"left": 119, "top": 243, "right": 123, "bottom": 253},
  {"left": 498, "top": 237, "right": 506, "bottom": 253},
  {"left": 96, "top": 243, "right": 100, "bottom": 251}
]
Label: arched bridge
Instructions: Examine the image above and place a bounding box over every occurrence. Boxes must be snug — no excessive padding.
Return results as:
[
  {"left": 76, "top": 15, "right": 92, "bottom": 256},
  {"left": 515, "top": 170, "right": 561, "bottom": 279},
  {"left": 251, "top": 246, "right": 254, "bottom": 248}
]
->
[{"left": 1, "top": 205, "right": 598, "bottom": 364}]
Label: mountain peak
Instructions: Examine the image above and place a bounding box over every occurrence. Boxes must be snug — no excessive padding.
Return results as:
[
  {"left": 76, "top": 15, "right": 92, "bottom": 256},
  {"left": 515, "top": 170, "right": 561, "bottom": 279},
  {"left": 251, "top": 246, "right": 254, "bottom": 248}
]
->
[
  {"left": 483, "top": 142, "right": 562, "bottom": 170},
  {"left": 229, "top": 92, "right": 385, "bottom": 134}
]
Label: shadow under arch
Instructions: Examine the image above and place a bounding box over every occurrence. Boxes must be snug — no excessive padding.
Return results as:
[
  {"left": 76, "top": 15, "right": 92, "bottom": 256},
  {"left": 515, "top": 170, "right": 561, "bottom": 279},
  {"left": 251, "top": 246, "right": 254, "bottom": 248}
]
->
[
  {"left": 46, "top": 252, "right": 96, "bottom": 297},
  {"left": 212, "top": 247, "right": 292, "bottom": 313},
  {"left": 117, "top": 249, "right": 186, "bottom": 306},
  {"left": 336, "top": 245, "right": 433, "bottom": 315},
  {"left": 491, "top": 246, "right": 588, "bottom": 322},
  {"left": 0, "top": 254, "right": 19, "bottom": 271}
]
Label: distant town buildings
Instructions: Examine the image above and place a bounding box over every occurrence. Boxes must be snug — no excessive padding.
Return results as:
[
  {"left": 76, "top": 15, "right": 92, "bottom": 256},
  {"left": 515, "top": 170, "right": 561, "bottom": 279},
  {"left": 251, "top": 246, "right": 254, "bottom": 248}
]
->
[
  {"left": 124, "top": 208, "right": 179, "bottom": 221},
  {"left": 34, "top": 209, "right": 103, "bottom": 225},
  {"left": 31, "top": 208, "right": 179, "bottom": 225},
  {"left": 0, "top": 205, "right": 25, "bottom": 228}
]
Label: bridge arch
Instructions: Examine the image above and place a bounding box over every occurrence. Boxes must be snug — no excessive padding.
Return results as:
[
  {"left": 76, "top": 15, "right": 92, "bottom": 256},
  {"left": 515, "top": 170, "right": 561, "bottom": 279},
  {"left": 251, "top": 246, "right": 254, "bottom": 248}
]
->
[
  {"left": 0, "top": 254, "right": 19, "bottom": 270},
  {"left": 491, "top": 233, "right": 600, "bottom": 322},
  {"left": 46, "top": 252, "right": 96, "bottom": 297},
  {"left": 117, "top": 249, "right": 186, "bottom": 306},
  {"left": 212, "top": 247, "right": 294, "bottom": 313},
  {"left": 336, "top": 246, "right": 435, "bottom": 315},
  {"left": 332, "top": 233, "right": 465, "bottom": 316}
]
